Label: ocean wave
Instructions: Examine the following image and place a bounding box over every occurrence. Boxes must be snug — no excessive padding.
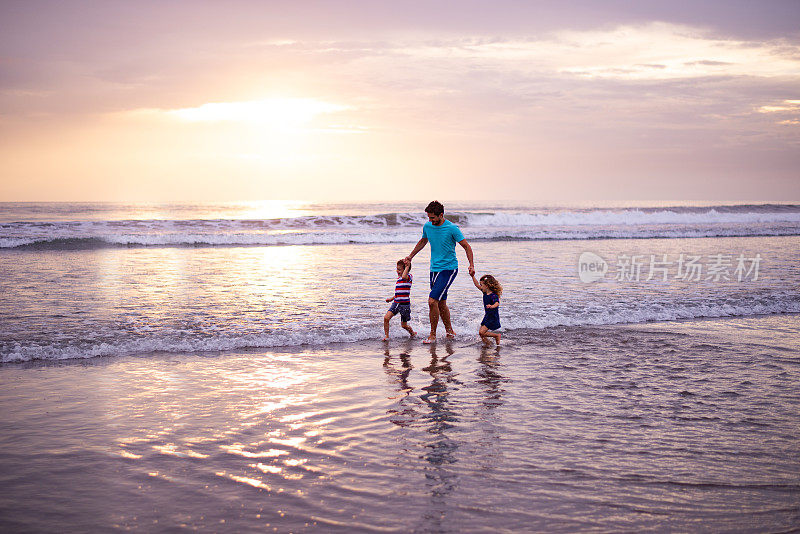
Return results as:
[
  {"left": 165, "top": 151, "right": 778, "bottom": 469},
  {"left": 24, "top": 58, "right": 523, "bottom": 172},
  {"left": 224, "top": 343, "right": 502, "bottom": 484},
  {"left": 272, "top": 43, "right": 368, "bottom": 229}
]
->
[
  {"left": 3, "top": 204, "right": 800, "bottom": 250},
  {"left": 3, "top": 225, "right": 799, "bottom": 250},
  {"left": 465, "top": 208, "right": 800, "bottom": 227},
  {"left": 4, "top": 302, "right": 798, "bottom": 363},
  {"left": 4, "top": 206, "right": 800, "bottom": 230}
]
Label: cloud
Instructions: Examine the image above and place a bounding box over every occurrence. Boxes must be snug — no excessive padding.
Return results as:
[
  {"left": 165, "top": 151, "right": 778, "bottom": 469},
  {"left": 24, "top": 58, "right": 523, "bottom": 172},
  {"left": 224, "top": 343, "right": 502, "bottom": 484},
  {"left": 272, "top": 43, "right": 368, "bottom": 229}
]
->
[
  {"left": 1, "top": 15, "right": 798, "bottom": 201},
  {"left": 3, "top": 20, "right": 798, "bottom": 120},
  {"left": 758, "top": 99, "right": 800, "bottom": 113},
  {"left": 383, "top": 23, "right": 800, "bottom": 81}
]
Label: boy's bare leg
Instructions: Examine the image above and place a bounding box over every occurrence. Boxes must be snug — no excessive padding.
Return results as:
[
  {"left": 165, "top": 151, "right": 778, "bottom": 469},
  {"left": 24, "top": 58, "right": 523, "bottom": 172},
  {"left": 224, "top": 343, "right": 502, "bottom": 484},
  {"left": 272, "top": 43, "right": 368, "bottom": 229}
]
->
[
  {"left": 426, "top": 297, "right": 440, "bottom": 343},
  {"left": 401, "top": 321, "right": 416, "bottom": 338},
  {"left": 438, "top": 300, "right": 456, "bottom": 337},
  {"left": 383, "top": 311, "right": 393, "bottom": 341}
]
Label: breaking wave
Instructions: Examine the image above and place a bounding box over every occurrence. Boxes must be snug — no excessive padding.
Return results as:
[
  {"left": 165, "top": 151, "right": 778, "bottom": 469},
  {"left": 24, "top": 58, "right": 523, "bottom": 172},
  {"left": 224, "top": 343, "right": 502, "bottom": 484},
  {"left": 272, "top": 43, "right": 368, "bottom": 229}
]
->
[
  {"left": 3, "top": 301, "right": 798, "bottom": 363},
  {"left": 2, "top": 205, "right": 800, "bottom": 250}
]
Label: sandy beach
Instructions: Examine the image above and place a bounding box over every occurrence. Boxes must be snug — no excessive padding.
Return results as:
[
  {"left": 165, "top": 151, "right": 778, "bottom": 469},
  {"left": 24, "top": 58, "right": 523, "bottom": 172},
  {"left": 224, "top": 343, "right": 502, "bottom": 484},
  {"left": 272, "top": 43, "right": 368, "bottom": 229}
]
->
[
  {"left": 3, "top": 0, "right": 799, "bottom": 529},
  {"left": 2, "top": 314, "right": 798, "bottom": 532}
]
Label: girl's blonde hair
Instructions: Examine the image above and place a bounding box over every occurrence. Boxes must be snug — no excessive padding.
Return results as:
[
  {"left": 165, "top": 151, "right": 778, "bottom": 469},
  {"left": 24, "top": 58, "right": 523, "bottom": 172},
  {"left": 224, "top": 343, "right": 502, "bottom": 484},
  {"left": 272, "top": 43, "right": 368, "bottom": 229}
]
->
[{"left": 479, "top": 274, "right": 503, "bottom": 296}]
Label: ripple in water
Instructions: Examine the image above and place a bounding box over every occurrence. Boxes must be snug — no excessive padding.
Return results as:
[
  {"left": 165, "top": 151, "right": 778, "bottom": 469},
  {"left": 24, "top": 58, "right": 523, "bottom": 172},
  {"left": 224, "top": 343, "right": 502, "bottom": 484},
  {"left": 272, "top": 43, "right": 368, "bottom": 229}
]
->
[{"left": 0, "top": 314, "right": 798, "bottom": 531}]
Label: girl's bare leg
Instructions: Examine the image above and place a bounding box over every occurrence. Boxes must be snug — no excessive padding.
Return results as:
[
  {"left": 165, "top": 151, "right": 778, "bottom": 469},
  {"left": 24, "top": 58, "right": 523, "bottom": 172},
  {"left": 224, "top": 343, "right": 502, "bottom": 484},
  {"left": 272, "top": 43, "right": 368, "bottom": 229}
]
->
[
  {"left": 478, "top": 325, "right": 490, "bottom": 344},
  {"left": 479, "top": 325, "right": 501, "bottom": 345}
]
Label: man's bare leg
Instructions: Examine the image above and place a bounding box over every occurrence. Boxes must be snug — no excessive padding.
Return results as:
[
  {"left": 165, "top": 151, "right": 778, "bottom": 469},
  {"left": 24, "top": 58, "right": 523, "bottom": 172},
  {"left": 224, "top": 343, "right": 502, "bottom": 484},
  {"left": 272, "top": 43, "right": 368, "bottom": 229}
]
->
[
  {"left": 425, "top": 297, "right": 440, "bottom": 343},
  {"left": 438, "top": 300, "right": 456, "bottom": 338}
]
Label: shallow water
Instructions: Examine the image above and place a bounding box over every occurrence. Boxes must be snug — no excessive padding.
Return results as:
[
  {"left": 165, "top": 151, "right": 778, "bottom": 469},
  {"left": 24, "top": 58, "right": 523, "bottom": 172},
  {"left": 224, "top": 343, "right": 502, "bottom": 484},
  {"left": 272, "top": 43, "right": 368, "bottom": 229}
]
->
[
  {"left": 1, "top": 314, "right": 798, "bottom": 532},
  {"left": 2, "top": 234, "right": 798, "bottom": 362},
  {"left": 2, "top": 201, "right": 799, "bottom": 531},
  {"left": 2, "top": 201, "right": 799, "bottom": 362}
]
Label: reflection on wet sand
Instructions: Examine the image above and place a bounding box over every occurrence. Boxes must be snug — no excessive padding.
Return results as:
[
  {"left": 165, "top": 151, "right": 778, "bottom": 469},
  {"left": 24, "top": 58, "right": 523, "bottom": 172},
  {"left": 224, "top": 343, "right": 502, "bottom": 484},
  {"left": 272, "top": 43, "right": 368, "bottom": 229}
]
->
[
  {"left": 4, "top": 319, "right": 798, "bottom": 531},
  {"left": 418, "top": 342, "right": 459, "bottom": 532},
  {"left": 383, "top": 340, "right": 417, "bottom": 427},
  {"left": 477, "top": 345, "right": 507, "bottom": 410},
  {"left": 382, "top": 341, "right": 508, "bottom": 531}
]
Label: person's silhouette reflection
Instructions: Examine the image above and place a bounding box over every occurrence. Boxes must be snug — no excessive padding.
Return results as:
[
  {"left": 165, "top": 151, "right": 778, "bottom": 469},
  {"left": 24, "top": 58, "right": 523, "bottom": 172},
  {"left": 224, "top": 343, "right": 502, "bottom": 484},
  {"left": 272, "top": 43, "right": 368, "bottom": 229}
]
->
[
  {"left": 383, "top": 341, "right": 480, "bottom": 530},
  {"left": 416, "top": 341, "right": 460, "bottom": 530},
  {"left": 477, "top": 344, "right": 506, "bottom": 410},
  {"left": 474, "top": 344, "right": 508, "bottom": 476},
  {"left": 383, "top": 340, "right": 419, "bottom": 427}
]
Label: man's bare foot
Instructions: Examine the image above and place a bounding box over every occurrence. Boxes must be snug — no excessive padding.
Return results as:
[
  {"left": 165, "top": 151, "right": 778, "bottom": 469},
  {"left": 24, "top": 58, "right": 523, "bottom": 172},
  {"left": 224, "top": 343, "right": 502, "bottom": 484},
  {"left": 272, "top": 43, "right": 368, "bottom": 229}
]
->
[
  {"left": 409, "top": 330, "right": 417, "bottom": 338},
  {"left": 445, "top": 331, "right": 456, "bottom": 339},
  {"left": 382, "top": 336, "right": 389, "bottom": 341},
  {"left": 423, "top": 334, "right": 436, "bottom": 344}
]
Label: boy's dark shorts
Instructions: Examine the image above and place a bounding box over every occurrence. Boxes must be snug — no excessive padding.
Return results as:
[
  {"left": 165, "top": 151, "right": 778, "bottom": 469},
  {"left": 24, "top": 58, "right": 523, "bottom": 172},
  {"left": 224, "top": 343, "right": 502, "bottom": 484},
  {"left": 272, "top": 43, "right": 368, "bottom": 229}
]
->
[{"left": 388, "top": 301, "right": 411, "bottom": 322}]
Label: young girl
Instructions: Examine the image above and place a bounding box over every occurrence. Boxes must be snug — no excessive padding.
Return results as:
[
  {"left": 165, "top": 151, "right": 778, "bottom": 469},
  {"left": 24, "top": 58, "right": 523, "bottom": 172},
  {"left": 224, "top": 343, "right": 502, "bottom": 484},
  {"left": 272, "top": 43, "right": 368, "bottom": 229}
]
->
[{"left": 470, "top": 273, "right": 502, "bottom": 345}]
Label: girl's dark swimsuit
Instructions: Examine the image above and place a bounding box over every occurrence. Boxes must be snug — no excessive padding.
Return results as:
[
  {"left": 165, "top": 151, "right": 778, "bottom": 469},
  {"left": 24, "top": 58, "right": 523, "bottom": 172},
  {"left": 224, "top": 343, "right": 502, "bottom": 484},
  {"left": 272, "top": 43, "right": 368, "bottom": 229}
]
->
[{"left": 481, "top": 292, "right": 501, "bottom": 330}]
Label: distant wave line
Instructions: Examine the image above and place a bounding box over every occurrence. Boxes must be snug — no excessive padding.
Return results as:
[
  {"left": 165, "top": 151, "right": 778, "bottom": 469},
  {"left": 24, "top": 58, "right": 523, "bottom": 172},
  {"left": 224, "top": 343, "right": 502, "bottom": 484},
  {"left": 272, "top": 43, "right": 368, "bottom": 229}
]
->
[
  {"left": 3, "top": 206, "right": 800, "bottom": 230},
  {"left": 3, "top": 228, "right": 800, "bottom": 250}
]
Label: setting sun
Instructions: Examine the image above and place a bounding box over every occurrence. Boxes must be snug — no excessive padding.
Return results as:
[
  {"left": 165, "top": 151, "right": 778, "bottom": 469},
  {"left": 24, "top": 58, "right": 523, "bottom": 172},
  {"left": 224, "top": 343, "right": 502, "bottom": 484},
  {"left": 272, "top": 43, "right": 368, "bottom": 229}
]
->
[
  {"left": 1, "top": 2, "right": 800, "bottom": 532},
  {"left": 167, "top": 98, "right": 350, "bottom": 129}
]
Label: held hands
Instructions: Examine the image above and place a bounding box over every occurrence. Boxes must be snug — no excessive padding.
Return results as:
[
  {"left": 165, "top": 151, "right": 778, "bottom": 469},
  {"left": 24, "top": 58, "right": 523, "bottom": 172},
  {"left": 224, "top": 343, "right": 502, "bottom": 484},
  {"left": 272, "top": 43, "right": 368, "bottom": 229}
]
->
[
  {"left": 386, "top": 297, "right": 394, "bottom": 303},
  {"left": 468, "top": 264, "right": 475, "bottom": 276}
]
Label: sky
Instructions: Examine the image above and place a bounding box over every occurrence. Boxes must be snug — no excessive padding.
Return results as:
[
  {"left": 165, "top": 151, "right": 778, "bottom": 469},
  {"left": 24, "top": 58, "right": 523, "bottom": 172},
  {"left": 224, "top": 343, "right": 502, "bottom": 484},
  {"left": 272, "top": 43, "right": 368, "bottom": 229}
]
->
[{"left": 0, "top": 0, "right": 798, "bottom": 202}]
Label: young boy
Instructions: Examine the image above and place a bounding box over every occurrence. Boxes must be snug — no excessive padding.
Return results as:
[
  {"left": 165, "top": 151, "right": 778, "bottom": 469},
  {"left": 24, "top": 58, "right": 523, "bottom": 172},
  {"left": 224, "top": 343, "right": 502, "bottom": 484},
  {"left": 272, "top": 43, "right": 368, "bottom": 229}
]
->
[{"left": 383, "top": 259, "right": 416, "bottom": 340}]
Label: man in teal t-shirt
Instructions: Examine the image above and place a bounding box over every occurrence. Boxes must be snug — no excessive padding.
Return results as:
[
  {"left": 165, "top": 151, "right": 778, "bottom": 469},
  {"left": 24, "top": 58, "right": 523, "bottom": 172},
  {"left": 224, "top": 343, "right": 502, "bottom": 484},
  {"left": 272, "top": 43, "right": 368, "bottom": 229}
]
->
[{"left": 404, "top": 200, "right": 475, "bottom": 344}]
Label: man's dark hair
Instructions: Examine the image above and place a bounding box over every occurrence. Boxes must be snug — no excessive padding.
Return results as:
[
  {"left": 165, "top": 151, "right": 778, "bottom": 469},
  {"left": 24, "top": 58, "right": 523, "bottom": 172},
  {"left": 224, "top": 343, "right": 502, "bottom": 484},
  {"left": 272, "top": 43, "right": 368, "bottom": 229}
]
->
[{"left": 425, "top": 200, "right": 444, "bottom": 216}]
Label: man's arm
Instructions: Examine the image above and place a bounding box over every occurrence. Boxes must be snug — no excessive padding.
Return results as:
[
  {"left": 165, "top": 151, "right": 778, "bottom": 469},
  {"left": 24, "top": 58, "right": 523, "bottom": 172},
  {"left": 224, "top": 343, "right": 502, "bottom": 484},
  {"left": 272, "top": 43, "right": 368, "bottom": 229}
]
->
[
  {"left": 405, "top": 238, "right": 428, "bottom": 264},
  {"left": 459, "top": 239, "right": 475, "bottom": 276}
]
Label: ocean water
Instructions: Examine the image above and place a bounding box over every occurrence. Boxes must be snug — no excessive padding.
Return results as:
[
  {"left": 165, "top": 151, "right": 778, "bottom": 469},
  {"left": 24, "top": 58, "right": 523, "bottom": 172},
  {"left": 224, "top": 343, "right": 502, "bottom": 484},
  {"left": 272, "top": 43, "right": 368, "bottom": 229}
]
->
[
  {"left": 1, "top": 201, "right": 799, "bottom": 531},
  {"left": 1, "top": 201, "right": 799, "bottom": 362}
]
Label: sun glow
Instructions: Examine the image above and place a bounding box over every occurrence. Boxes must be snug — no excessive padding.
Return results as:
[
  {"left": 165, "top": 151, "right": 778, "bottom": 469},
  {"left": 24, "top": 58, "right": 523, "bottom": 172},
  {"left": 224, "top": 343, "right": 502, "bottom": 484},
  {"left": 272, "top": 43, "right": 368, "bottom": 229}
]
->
[{"left": 167, "top": 98, "right": 349, "bottom": 129}]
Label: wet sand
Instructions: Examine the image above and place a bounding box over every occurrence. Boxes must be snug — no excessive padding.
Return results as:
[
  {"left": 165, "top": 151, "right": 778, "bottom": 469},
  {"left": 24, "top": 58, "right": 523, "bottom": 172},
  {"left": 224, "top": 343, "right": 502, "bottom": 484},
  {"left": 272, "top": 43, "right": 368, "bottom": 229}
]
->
[{"left": 1, "top": 315, "right": 799, "bottom": 532}]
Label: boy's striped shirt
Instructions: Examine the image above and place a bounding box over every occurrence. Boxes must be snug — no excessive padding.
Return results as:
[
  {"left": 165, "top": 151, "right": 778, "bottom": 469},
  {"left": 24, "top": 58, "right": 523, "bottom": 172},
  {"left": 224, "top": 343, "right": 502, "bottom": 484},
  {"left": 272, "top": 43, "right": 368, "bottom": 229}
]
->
[{"left": 394, "top": 274, "right": 412, "bottom": 304}]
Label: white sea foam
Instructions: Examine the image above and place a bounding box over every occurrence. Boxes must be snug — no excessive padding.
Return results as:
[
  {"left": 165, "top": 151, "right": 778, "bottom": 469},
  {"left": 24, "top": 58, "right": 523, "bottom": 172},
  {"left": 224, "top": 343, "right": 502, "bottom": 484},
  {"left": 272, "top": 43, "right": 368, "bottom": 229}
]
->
[
  {"left": 3, "top": 206, "right": 799, "bottom": 249},
  {"left": 467, "top": 208, "right": 800, "bottom": 227},
  {"left": 3, "top": 202, "right": 798, "bottom": 364},
  {"left": 4, "top": 301, "right": 798, "bottom": 363},
  {"left": 3, "top": 225, "right": 799, "bottom": 249}
]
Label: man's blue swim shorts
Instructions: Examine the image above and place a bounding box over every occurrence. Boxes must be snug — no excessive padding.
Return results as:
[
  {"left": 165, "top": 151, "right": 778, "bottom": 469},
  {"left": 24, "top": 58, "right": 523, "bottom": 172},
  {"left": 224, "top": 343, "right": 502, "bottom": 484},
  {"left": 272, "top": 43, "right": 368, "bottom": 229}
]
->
[
  {"left": 429, "top": 269, "right": 458, "bottom": 301},
  {"left": 388, "top": 301, "right": 411, "bottom": 322}
]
